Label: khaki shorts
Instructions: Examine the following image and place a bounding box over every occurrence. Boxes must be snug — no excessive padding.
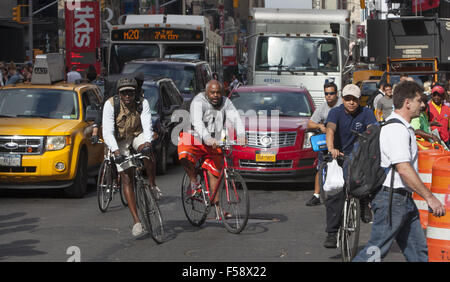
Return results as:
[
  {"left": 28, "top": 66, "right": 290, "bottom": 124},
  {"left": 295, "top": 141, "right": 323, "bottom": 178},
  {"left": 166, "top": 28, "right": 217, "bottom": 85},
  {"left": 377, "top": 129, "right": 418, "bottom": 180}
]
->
[{"left": 116, "top": 133, "right": 147, "bottom": 172}]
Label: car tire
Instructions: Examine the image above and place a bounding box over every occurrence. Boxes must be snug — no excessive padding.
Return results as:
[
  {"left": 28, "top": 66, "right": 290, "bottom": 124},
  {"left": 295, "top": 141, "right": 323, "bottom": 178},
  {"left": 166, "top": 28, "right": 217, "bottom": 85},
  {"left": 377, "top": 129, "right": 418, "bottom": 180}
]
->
[
  {"left": 64, "top": 151, "right": 88, "bottom": 198},
  {"left": 156, "top": 144, "right": 167, "bottom": 175}
]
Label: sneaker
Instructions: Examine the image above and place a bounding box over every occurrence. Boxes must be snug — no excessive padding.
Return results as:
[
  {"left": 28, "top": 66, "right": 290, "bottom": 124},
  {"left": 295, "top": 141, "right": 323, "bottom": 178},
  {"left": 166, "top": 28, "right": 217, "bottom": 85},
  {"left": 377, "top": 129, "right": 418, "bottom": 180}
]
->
[
  {"left": 132, "top": 222, "right": 143, "bottom": 237},
  {"left": 306, "top": 195, "right": 321, "bottom": 206},
  {"left": 151, "top": 186, "right": 162, "bottom": 201},
  {"left": 324, "top": 233, "right": 337, "bottom": 248},
  {"left": 360, "top": 202, "right": 373, "bottom": 224}
]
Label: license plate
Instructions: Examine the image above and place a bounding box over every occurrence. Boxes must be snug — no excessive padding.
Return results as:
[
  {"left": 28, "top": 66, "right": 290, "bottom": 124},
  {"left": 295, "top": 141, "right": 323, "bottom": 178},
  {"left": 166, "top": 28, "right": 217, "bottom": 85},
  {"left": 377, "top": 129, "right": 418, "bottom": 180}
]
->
[
  {"left": 0, "top": 154, "right": 21, "bottom": 167},
  {"left": 255, "top": 153, "right": 276, "bottom": 162}
]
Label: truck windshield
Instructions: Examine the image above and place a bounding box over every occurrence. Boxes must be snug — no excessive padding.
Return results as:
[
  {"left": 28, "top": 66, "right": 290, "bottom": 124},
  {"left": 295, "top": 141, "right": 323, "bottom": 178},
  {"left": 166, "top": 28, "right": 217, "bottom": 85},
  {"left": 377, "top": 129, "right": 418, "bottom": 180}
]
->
[
  {"left": 0, "top": 89, "right": 79, "bottom": 119},
  {"left": 122, "top": 63, "right": 196, "bottom": 94},
  {"left": 255, "top": 36, "right": 339, "bottom": 72}
]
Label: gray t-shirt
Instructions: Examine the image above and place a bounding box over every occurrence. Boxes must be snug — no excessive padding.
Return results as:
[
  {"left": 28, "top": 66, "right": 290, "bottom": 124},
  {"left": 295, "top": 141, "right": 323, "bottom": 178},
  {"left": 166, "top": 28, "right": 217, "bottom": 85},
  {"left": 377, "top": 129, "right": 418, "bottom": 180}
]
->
[
  {"left": 377, "top": 96, "right": 394, "bottom": 120},
  {"left": 310, "top": 98, "right": 342, "bottom": 124}
]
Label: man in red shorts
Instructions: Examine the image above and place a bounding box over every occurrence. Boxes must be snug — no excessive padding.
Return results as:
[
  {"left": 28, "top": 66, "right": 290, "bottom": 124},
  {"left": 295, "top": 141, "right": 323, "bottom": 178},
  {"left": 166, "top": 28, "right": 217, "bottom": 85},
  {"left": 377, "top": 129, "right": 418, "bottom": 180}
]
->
[{"left": 178, "top": 80, "right": 245, "bottom": 211}]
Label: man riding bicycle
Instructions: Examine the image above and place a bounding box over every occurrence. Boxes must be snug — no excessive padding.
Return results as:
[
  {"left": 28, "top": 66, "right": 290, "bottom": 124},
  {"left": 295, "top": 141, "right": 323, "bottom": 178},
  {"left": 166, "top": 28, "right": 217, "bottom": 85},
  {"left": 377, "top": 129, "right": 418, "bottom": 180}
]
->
[
  {"left": 178, "top": 80, "right": 245, "bottom": 217},
  {"left": 102, "top": 76, "right": 160, "bottom": 237}
]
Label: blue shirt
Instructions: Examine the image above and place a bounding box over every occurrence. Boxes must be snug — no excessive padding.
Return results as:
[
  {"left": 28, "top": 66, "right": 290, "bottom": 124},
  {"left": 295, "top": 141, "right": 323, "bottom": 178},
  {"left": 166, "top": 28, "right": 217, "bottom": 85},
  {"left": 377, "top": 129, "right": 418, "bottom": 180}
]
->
[{"left": 325, "top": 104, "right": 377, "bottom": 155}]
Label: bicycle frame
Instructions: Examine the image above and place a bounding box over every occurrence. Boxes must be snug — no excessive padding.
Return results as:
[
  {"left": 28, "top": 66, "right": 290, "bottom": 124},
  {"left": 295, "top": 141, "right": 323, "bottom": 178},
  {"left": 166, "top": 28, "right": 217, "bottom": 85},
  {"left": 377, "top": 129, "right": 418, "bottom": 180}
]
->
[{"left": 198, "top": 144, "right": 240, "bottom": 208}]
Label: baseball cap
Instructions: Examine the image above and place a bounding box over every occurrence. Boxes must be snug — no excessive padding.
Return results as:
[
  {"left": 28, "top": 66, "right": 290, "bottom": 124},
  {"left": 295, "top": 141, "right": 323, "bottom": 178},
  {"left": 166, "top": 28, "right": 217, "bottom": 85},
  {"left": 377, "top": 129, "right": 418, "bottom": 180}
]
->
[
  {"left": 431, "top": 85, "right": 445, "bottom": 95},
  {"left": 342, "top": 84, "right": 361, "bottom": 99}
]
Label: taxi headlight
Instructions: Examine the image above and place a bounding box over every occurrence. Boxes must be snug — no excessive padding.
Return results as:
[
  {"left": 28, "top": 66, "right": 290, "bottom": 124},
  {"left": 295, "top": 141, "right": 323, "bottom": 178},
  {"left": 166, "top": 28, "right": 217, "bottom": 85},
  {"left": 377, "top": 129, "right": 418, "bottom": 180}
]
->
[{"left": 46, "top": 136, "right": 70, "bottom": 151}]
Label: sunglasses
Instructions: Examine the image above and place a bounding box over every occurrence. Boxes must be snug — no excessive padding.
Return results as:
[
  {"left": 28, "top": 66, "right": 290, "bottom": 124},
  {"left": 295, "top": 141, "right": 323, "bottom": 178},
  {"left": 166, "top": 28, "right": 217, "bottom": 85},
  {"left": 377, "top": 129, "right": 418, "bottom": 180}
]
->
[
  {"left": 432, "top": 92, "right": 443, "bottom": 97},
  {"left": 324, "top": 91, "right": 336, "bottom": 96},
  {"left": 120, "top": 91, "right": 135, "bottom": 97}
]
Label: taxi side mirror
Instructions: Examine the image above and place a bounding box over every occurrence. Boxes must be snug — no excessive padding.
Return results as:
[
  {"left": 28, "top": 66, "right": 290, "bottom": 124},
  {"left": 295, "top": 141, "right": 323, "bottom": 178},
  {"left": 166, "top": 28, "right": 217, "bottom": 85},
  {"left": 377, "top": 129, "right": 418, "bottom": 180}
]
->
[{"left": 85, "top": 105, "right": 101, "bottom": 122}]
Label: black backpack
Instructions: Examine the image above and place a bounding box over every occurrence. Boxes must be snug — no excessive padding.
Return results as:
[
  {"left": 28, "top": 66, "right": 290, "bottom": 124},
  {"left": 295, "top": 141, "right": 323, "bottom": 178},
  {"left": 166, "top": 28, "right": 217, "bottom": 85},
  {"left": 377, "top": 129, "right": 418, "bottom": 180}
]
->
[{"left": 348, "top": 118, "right": 404, "bottom": 199}]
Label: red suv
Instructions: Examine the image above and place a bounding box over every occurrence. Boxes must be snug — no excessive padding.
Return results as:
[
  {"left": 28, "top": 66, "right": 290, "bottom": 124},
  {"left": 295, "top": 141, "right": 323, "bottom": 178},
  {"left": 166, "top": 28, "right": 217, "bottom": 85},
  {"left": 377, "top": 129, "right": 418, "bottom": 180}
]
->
[{"left": 228, "top": 86, "right": 318, "bottom": 182}]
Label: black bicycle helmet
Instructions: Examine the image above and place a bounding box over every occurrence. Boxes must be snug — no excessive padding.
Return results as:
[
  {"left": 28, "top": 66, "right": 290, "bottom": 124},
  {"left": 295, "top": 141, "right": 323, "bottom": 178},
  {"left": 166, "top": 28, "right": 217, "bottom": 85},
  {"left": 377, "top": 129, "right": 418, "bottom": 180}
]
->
[{"left": 117, "top": 76, "right": 138, "bottom": 92}]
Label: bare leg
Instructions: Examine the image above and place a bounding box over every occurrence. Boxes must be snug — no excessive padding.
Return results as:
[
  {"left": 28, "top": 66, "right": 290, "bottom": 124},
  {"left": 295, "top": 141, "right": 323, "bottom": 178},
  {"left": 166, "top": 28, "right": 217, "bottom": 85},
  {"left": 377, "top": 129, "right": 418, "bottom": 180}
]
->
[
  {"left": 180, "top": 158, "right": 198, "bottom": 184},
  {"left": 208, "top": 171, "right": 220, "bottom": 205},
  {"left": 314, "top": 171, "right": 320, "bottom": 195},
  {"left": 121, "top": 168, "right": 140, "bottom": 224}
]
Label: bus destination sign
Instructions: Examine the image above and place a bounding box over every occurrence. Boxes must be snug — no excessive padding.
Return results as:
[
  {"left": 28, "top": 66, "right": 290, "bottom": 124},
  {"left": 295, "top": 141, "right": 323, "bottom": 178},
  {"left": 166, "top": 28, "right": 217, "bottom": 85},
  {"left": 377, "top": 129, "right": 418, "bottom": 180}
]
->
[{"left": 111, "top": 28, "right": 204, "bottom": 42}]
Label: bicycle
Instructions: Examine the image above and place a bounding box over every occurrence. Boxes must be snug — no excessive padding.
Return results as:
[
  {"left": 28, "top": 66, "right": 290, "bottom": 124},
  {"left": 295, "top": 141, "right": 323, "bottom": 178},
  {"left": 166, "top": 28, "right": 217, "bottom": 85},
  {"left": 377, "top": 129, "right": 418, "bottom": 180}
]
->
[
  {"left": 122, "top": 149, "right": 165, "bottom": 244},
  {"left": 318, "top": 153, "right": 360, "bottom": 262},
  {"left": 181, "top": 141, "right": 249, "bottom": 234},
  {"left": 96, "top": 139, "right": 128, "bottom": 213}
]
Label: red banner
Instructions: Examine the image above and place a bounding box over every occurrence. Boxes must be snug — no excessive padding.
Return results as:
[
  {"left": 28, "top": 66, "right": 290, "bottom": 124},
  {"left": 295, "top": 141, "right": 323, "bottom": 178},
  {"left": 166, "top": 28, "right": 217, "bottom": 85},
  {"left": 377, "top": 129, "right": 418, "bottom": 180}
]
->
[
  {"left": 65, "top": 1, "right": 101, "bottom": 75},
  {"left": 412, "top": 0, "right": 440, "bottom": 13}
]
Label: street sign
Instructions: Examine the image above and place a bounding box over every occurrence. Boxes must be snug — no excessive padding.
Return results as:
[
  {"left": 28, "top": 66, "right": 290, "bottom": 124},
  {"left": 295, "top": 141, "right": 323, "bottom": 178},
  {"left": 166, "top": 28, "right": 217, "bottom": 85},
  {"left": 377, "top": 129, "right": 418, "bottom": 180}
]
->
[{"left": 65, "top": 1, "right": 101, "bottom": 75}]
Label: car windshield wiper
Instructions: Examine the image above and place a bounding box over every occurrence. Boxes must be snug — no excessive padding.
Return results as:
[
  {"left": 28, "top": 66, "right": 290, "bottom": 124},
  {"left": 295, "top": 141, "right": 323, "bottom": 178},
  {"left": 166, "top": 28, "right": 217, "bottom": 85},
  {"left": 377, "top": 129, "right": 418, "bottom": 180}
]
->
[
  {"left": 0, "top": 114, "right": 14, "bottom": 118},
  {"left": 16, "top": 114, "right": 49, "bottom": 118}
]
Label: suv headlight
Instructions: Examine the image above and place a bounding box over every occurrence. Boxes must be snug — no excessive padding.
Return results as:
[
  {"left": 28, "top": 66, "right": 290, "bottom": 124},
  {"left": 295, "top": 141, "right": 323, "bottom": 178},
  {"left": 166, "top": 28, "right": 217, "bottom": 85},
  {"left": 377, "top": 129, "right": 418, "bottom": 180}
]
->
[
  {"left": 303, "top": 131, "right": 314, "bottom": 149},
  {"left": 46, "top": 136, "right": 71, "bottom": 151}
]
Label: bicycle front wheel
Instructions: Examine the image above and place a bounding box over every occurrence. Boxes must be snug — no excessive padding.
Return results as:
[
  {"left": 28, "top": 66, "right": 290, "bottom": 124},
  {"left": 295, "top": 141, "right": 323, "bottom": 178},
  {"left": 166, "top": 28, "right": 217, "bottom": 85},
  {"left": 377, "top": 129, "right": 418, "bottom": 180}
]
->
[
  {"left": 340, "top": 197, "right": 361, "bottom": 262},
  {"left": 137, "top": 181, "right": 165, "bottom": 244},
  {"left": 97, "top": 160, "right": 112, "bottom": 213},
  {"left": 219, "top": 171, "right": 249, "bottom": 234},
  {"left": 181, "top": 172, "right": 208, "bottom": 227}
]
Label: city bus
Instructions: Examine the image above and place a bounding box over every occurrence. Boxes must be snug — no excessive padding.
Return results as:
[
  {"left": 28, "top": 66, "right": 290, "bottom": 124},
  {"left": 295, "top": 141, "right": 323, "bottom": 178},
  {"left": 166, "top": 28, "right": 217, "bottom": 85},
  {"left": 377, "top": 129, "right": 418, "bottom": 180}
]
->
[{"left": 108, "top": 14, "right": 222, "bottom": 75}]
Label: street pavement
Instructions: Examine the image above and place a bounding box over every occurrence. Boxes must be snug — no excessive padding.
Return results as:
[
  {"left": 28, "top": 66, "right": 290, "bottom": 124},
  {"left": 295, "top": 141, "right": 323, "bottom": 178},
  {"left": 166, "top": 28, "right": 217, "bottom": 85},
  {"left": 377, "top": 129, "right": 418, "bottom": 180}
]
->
[{"left": 0, "top": 163, "right": 407, "bottom": 262}]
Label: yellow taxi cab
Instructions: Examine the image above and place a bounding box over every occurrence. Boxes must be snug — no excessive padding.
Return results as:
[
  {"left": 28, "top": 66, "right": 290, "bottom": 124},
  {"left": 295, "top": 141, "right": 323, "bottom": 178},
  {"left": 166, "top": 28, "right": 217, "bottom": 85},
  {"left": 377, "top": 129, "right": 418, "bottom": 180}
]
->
[{"left": 0, "top": 54, "right": 104, "bottom": 197}]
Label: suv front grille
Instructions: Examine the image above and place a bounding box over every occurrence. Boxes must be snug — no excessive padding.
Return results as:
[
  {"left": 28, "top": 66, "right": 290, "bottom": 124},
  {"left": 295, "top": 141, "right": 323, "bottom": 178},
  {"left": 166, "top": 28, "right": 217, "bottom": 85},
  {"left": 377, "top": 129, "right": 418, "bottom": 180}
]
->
[
  {"left": 0, "top": 136, "right": 44, "bottom": 155},
  {"left": 246, "top": 131, "right": 297, "bottom": 148},
  {"left": 239, "top": 159, "right": 293, "bottom": 169}
]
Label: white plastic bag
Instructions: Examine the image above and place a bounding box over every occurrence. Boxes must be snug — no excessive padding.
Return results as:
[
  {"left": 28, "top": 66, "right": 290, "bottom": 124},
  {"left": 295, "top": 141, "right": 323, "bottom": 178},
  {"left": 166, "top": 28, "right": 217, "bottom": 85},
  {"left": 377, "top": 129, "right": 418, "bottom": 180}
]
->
[{"left": 323, "top": 159, "right": 345, "bottom": 193}]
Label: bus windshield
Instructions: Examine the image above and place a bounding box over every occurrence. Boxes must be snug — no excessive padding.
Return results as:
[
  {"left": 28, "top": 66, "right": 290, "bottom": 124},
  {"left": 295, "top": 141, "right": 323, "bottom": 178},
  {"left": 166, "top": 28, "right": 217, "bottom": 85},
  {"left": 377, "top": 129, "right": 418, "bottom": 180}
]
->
[
  {"left": 109, "top": 44, "right": 160, "bottom": 74},
  {"left": 164, "top": 45, "right": 204, "bottom": 60},
  {"left": 255, "top": 36, "right": 339, "bottom": 72}
]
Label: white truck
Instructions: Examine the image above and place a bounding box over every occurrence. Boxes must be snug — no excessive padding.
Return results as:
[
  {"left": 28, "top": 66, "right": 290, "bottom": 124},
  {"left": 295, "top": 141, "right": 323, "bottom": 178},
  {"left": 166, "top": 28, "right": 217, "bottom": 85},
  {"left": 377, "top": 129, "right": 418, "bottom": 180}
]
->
[{"left": 247, "top": 8, "right": 351, "bottom": 106}]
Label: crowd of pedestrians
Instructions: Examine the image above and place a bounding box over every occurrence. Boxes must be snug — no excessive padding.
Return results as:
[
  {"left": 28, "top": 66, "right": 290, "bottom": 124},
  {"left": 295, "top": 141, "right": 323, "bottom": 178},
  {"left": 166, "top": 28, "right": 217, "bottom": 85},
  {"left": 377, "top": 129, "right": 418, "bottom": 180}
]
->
[
  {"left": 0, "top": 61, "right": 33, "bottom": 86},
  {"left": 306, "top": 76, "right": 448, "bottom": 262}
]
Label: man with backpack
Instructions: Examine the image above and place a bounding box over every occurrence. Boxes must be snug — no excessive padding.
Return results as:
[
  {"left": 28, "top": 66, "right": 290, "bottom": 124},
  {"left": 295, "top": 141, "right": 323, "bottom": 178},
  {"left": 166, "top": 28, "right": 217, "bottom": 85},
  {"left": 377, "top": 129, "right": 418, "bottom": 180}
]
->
[
  {"left": 323, "top": 84, "right": 378, "bottom": 248},
  {"left": 102, "top": 76, "right": 161, "bottom": 237},
  {"left": 352, "top": 81, "right": 446, "bottom": 262}
]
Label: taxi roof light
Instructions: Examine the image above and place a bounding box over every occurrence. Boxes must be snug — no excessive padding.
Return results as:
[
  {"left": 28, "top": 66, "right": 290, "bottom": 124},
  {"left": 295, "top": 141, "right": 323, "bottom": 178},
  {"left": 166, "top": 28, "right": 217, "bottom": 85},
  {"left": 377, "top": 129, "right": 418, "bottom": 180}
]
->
[{"left": 31, "top": 53, "right": 65, "bottom": 85}]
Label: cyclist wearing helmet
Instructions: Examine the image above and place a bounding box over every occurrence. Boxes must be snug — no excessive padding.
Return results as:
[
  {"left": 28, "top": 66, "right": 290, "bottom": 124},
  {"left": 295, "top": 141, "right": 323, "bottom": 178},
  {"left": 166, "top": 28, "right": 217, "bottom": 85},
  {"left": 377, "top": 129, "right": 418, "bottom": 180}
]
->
[
  {"left": 178, "top": 80, "right": 245, "bottom": 215},
  {"left": 102, "top": 76, "right": 160, "bottom": 237}
]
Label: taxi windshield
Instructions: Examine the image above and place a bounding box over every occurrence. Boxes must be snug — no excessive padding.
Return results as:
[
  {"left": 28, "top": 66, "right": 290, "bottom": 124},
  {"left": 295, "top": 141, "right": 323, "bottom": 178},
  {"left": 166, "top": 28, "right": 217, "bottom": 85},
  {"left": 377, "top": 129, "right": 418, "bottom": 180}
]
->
[{"left": 0, "top": 89, "right": 79, "bottom": 119}]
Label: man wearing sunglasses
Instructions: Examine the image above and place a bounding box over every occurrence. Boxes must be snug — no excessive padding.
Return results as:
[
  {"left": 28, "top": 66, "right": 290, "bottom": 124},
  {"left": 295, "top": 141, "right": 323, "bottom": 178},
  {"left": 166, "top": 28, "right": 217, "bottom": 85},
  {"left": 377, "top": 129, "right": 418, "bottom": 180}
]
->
[
  {"left": 306, "top": 81, "right": 342, "bottom": 206},
  {"left": 428, "top": 85, "right": 450, "bottom": 146},
  {"left": 102, "top": 77, "right": 160, "bottom": 237},
  {"left": 323, "top": 84, "right": 377, "bottom": 248}
]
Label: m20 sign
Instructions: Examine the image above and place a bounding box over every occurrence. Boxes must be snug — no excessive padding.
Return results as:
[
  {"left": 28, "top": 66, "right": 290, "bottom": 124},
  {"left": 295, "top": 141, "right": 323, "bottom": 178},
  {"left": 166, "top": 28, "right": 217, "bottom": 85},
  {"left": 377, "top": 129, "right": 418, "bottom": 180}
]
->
[{"left": 65, "top": 1, "right": 101, "bottom": 75}]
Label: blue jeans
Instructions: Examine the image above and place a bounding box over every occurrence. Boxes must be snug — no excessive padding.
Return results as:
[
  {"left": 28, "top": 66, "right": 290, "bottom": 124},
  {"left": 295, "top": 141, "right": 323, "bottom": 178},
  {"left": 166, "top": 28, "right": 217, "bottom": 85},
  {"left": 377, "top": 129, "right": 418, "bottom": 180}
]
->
[{"left": 352, "top": 189, "right": 428, "bottom": 262}]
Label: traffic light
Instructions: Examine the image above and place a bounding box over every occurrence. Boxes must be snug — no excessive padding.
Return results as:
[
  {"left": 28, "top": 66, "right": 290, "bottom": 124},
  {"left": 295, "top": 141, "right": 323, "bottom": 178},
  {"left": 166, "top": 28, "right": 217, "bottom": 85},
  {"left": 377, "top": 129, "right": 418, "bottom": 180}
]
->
[
  {"left": 12, "top": 6, "right": 21, "bottom": 23},
  {"left": 100, "top": 0, "right": 106, "bottom": 11},
  {"left": 233, "top": 0, "right": 239, "bottom": 8}
]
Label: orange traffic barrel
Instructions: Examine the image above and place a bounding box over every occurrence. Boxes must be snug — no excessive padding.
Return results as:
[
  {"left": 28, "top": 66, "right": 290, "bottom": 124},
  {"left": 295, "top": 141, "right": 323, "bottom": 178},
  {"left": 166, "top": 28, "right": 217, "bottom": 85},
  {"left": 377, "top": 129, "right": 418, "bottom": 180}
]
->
[
  {"left": 416, "top": 137, "right": 444, "bottom": 151},
  {"left": 416, "top": 149, "right": 450, "bottom": 229},
  {"left": 426, "top": 156, "right": 450, "bottom": 262}
]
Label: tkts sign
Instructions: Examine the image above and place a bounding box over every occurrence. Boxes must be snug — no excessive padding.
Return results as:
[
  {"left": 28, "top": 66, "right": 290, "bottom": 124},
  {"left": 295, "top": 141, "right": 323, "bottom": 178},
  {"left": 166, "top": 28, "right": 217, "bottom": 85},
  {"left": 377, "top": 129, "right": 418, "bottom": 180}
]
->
[{"left": 65, "top": 1, "right": 101, "bottom": 75}]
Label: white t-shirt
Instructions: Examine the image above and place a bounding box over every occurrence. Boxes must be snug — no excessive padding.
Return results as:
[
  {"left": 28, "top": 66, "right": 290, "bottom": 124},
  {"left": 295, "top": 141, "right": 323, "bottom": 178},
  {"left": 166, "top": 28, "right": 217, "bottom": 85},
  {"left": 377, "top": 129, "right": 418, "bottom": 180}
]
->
[
  {"left": 67, "top": 71, "right": 82, "bottom": 83},
  {"left": 380, "top": 112, "right": 418, "bottom": 192}
]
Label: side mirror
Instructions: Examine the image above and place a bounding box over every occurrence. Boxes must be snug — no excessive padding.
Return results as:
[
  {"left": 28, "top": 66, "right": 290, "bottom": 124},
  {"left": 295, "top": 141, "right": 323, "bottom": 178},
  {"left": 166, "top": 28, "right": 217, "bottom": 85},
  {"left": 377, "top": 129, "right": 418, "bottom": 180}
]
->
[
  {"left": 85, "top": 105, "right": 101, "bottom": 122},
  {"left": 163, "top": 104, "right": 180, "bottom": 116}
]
